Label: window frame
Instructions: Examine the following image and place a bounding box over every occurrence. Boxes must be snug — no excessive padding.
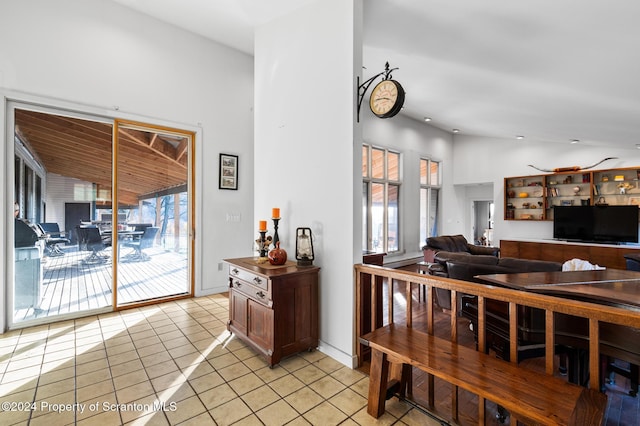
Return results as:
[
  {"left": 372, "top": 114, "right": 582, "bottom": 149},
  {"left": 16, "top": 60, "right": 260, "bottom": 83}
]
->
[
  {"left": 419, "top": 157, "right": 441, "bottom": 249},
  {"left": 362, "top": 144, "right": 402, "bottom": 254}
]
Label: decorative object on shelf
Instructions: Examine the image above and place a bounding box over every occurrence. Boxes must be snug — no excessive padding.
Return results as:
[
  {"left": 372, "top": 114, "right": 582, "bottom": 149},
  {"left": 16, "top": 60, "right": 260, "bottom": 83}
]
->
[
  {"left": 219, "top": 153, "right": 239, "bottom": 190},
  {"left": 256, "top": 220, "right": 272, "bottom": 260},
  {"left": 508, "top": 190, "right": 516, "bottom": 198},
  {"left": 527, "top": 157, "right": 617, "bottom": 173},
  {"left": 614, "top": 175, "right": 625, "bottom": 182},
  {"left": 573, "top": 186, "right": 581, "bottom": 195},
  {"left": 295, "top": 227, "right": 314, "bottom": 266},
  {"left": 629, "top": 197, "right": 640, "bottom": 207},
  {"left": 272, "top": 208, "right": 280, "bottom": 248},
  {"left": 268, "top": 242, "right": 287, "bottom": 265},
  {"left": 518, "top": 192, "right": 528, "bottom": 198},
  {"left": 618, "top": 182, "right": 633, "bottom": 194},
  {"left": 356, "top": 62, "right": 405, "bottom": 121},
  {"left": 596, "top": 197, "right": 608, "bottom": 206}
]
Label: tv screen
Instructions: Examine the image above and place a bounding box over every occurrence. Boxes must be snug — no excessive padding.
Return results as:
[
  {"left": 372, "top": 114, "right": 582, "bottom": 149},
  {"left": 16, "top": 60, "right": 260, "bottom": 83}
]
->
[{"left": 553, "top": 205, "right": 639, "bottom": 243}]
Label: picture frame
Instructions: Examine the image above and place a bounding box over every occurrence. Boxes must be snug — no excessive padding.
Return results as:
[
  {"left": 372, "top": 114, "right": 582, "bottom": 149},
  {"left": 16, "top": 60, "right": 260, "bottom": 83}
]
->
[{"left": 219, "top": 153, "right": 238, "bottom": 190}]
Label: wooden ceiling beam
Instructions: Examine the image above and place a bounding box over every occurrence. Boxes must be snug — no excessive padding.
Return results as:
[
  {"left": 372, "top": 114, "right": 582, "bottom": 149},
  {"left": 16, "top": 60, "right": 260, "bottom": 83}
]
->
[{"left": 118, "top": 128, "right": 187, "bottom": 170}]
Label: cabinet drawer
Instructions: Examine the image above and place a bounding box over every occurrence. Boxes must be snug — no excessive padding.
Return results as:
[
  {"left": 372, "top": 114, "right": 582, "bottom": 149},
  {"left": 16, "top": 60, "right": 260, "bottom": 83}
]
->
[
  {"left": 229, "top": 265, "right": 269, "bottom": 291},
  {"left": 230, "top": 278, "right": 272, "bottom": 307}
]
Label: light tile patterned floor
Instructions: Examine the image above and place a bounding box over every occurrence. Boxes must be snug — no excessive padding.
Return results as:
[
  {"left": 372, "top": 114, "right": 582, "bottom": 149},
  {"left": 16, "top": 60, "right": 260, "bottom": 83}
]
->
[{"left": 0, "top": 294, "right": 441, "bottom": 425}]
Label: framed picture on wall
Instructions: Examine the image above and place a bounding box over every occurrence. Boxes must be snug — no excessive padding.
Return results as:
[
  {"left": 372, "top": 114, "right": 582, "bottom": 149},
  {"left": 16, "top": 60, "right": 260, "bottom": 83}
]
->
[{"left": 219, "top": 153, "right": 238, "bottom": 190}]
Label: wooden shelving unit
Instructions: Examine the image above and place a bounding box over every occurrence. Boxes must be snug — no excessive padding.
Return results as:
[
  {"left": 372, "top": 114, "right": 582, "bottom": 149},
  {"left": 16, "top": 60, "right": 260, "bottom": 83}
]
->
[{"left": 505, "top": 166, "right": 640, "bottom": 221}]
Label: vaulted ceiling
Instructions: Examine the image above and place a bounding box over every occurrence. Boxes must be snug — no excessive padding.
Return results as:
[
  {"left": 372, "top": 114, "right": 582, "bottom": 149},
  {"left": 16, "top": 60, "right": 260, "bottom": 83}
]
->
[
  {"left": 15, "top": 109, "right": 189, "bottom": 207},
  {"left": 110, "top": 0, "right": 640, "bottom": 148}
]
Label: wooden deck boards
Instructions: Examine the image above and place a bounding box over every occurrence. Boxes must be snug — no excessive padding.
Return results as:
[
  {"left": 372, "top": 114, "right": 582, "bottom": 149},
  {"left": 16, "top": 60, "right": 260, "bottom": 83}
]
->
[{"left": 14, "top": 245, "right": 188, "bottom": 323}]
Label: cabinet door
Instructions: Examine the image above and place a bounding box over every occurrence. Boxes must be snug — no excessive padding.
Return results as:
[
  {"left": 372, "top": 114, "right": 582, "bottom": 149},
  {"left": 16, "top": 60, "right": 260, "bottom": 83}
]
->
[
  {"left": 248, "top": 300, "right": 274, "bottom": 354},
  {"left": 229, "top": 289, "right": 248, "bottom": 336}
]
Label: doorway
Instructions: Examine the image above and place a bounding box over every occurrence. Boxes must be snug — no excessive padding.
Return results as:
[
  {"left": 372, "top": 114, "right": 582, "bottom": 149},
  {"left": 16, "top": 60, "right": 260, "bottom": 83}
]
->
[
  {"left": 473, "top": 200, "right": 494, "bottom": 246},
  {"left": 9, "top": 104, "right": 194, "bottom": 327}
]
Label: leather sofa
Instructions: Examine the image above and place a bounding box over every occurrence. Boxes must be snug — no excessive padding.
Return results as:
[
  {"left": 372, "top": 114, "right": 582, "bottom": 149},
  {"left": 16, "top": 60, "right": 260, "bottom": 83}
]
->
[
  {"left": 424, "top": 253, "right": 562, "bottom": 361},
  {"left": 440, "top": 256, "right": 562, "bottom": 361},
  {"left": 624, "top": 253, "right": 640, "bottom": 271},
  {"left": 422, "top": 234, "right": 499, "bottom": 263}
]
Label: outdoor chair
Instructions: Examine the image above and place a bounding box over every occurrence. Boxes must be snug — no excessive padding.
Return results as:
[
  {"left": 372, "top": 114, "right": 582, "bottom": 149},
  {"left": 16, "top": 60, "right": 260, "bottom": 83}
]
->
[
  {"left": 122, "top": 227, "right": 159, "bottom": 261},
  {"left": 76, "top": 226, "right": 110, "bottom": 264},
  {"left": 38, "top": 222, "right": 70, "bottom": 257}
]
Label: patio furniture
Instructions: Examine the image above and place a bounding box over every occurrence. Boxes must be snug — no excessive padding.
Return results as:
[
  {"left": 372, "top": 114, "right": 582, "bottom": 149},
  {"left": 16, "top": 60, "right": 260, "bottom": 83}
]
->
[
  {"left": 122, "top": 227, "right": 159, "bottom": 261},
  {"left": 76, "top": 226, "right": 110, "bottom": 264},
  {"left": 38, "top": 223, "right": 70, "bottom": 257}
]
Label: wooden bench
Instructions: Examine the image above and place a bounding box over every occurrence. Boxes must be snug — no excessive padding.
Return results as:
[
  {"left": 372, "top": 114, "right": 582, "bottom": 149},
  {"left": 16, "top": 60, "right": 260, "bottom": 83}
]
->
[{"left": 361, "top": 324, "right": 607, "bottom": 425}]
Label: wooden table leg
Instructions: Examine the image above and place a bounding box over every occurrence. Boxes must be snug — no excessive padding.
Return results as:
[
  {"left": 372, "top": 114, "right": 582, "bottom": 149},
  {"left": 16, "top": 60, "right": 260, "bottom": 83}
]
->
[{"left": 367, "top": 348, "right": 389, "bottom": 418}]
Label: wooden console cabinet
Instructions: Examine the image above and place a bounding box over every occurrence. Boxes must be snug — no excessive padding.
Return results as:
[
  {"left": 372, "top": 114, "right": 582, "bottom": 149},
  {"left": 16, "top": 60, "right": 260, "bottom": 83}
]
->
[
  {"left": 500, "top": 239, "right": 640, "bottom": 269},
  {"left": 225, "top": 257, "right": 319, "bottom": 367}
]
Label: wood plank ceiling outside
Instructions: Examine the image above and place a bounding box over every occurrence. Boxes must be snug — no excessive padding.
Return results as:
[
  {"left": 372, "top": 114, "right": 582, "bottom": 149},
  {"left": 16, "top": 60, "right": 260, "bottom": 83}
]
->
[{"left": 15, "top": 110, "right": 188, "bottom": 207}]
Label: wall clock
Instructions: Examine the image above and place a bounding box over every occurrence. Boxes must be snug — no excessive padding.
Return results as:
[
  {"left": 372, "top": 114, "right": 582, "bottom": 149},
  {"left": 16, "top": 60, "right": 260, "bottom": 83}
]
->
[{"left": 369, "top": 79, "right": 405, "bottom": 119}]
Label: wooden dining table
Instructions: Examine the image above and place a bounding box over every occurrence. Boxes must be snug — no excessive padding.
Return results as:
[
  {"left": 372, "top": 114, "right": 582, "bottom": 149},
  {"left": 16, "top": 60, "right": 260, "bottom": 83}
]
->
[
  {"left": 103, "top": 230, "right": 144, "bottom": 260},
  {"left": 476, "top": 269, "right": 640, "bottom": 310}
]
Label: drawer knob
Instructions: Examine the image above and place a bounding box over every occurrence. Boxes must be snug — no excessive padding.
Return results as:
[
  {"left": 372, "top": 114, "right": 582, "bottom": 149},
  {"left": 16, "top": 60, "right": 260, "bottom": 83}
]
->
[
  {"left": 256, "top": 291, "right": 265, "bottom": 299},
  {"left": 253, "top": 277, "right": 263, "bottom": 284},
  {"left": 231, "top": 268, "right": 239, "bottom": 275},
  {"left": 234, "top": 281, "right": 242, "bottom": 288}
]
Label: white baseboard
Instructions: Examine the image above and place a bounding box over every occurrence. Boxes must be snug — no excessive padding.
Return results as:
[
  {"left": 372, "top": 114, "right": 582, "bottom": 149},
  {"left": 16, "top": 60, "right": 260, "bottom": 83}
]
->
[{"left": 317, "top": 340, "right": 359, "bottom": 369}]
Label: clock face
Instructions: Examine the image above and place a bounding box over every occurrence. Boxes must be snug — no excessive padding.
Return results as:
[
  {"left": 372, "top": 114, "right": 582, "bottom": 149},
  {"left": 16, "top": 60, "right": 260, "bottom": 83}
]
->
[{"left": 369, "top": 79, "right": 405, "bottom": 118}]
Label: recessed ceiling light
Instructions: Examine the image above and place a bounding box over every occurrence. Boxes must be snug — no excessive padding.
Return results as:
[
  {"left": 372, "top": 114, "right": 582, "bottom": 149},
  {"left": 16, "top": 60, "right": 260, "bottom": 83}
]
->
[
  {"left": 452, "top": 129, "right": 460, "bottom": 133},
  {"left": 636, "top": 143, "right": 640, "bottom": 149},
  {"left": 424, "top": 117, "right": 431, "bottom": 122},
  {"left": 516, "top": 135, "right": 524, "bottom": 140},
  {"left": 570, "top": 139, "right": 580, "bottom": 144}
]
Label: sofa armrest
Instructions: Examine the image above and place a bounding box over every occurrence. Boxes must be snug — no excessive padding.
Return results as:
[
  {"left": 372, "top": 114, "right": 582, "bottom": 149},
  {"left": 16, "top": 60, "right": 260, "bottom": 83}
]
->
[{"left": 468, "top": 244, "right": 500, "bottom": 257}]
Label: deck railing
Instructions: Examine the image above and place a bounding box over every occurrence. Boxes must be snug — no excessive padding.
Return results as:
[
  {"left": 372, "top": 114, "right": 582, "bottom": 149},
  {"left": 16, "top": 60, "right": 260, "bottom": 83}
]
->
[{"left": 354, "top": 263, "right": 640, "bottom": 392}]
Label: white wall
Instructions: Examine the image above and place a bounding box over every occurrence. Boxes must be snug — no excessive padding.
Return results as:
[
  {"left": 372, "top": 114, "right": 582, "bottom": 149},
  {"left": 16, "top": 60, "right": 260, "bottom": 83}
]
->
[
  {"left": 362, "top": 113, "right": 457, "bottom": 255},
  {"left": 254, "top": 0, "right": 362, "bottom": 367},
  {"left": 0, "top": 0, "right": 254, "bottom": 330},
  {"left": 453, "top": 135, "right": 640, "bottom": 244}
]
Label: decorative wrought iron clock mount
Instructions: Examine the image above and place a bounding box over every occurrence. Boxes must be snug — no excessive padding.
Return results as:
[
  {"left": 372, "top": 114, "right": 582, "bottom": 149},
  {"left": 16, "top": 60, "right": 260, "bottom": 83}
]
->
[{"left": 357, "top": 62, "right": 405, "bottom": 122}]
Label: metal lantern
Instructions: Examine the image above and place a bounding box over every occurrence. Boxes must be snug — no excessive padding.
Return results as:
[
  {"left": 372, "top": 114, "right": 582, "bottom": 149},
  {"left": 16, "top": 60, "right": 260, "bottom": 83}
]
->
[{"left": 295, "top": 227, "right": 314, "bottom": 266}]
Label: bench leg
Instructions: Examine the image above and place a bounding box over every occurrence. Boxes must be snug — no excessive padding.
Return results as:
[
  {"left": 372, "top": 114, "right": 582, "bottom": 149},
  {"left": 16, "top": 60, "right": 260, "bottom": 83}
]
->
[
  {"left": 399, "top": 363, "right": 412, "bottom": 399},
  {"left": 367, "top": 348, "right": 389, "bottom": 418}
]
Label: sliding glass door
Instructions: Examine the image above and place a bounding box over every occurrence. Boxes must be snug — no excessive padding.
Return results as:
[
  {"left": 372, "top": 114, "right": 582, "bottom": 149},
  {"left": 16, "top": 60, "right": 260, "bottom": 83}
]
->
[
  {"left": 9, "top": 104, "right": 194, "bottom": 327},
  {"left": 114, "top": 120, "right": 193, "bottom": 307}
]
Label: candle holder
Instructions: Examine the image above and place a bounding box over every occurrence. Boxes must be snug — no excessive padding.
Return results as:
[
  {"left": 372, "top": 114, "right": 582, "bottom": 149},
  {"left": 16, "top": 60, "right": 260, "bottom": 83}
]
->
[
  {"left": 272, "top": 218, "right": 280, "bottom": 248},
  {"left": 258, "top": 230, "right": 268, "bottom": 258}
]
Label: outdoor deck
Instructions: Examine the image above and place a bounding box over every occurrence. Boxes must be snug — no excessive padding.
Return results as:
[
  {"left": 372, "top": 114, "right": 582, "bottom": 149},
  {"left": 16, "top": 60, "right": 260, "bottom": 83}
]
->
[{"left": 14, "top": 244, "right": 188, "bottom": 324}]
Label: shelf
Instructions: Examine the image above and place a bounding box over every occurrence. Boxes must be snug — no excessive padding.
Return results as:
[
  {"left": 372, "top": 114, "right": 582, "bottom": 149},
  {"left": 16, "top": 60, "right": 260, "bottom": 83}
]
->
[{"left": 505, "top": 166, "right": 640, "bottom": 221}]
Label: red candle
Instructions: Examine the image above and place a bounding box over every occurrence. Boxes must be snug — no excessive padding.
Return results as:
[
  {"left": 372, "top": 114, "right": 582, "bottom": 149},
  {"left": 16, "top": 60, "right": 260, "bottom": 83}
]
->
[
  {"left": 272, "top": 208, "right": 280, "bottom": 219},
  {"left": 259, "top": 220, "right": 267, "bottom": 231}
]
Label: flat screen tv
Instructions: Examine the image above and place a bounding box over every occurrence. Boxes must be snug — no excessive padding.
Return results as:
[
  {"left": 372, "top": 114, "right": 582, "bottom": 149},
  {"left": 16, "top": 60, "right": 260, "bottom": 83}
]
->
[{"left": 553, "top": 205, "right": 639, "bottom": 243}]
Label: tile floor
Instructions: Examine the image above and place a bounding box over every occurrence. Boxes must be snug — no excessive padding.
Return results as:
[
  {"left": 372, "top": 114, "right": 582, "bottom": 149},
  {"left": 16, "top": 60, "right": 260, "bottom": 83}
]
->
[{"left": 0, "top": 294, "right": 441, "bottom": 425}]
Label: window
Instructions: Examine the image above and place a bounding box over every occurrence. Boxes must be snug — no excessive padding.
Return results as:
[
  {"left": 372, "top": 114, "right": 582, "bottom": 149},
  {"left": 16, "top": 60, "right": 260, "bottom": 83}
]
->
[
  {"left": 362, "top": 145, "right": 401, "bottom": 253},
  {"left": 419, "top": 158, "right": 441, "bottom": 248}
]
